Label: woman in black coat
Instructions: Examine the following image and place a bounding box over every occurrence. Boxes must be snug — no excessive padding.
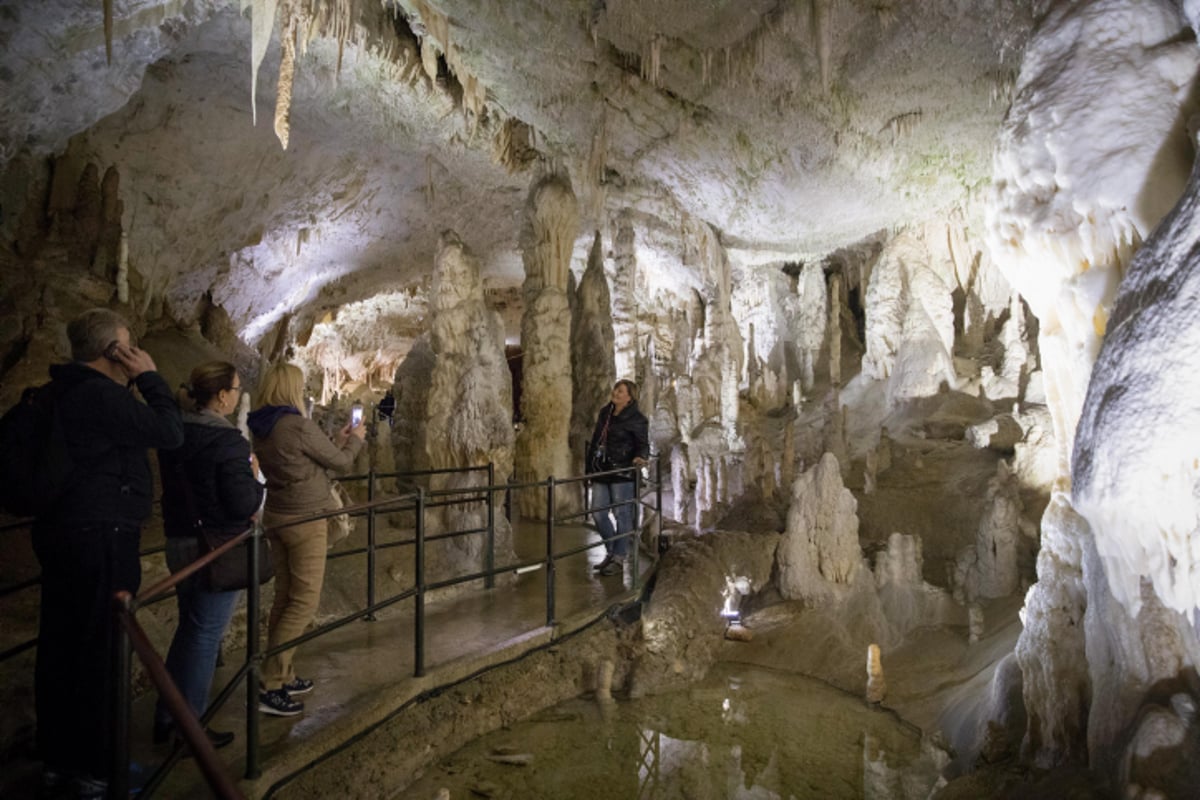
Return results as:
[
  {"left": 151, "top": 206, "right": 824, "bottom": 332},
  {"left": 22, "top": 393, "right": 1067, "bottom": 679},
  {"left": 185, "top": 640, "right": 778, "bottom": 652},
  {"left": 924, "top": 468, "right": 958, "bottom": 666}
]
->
[
  {"left": 153, "top": 361, "right": 263, "bottom": 748},
  {"left": 587, "top": 379, "right": 649, "bottom": 576}
]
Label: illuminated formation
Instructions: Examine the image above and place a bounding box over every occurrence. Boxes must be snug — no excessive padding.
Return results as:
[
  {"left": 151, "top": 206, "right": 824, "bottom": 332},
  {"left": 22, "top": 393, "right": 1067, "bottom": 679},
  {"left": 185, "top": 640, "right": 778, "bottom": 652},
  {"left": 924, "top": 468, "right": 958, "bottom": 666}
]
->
[{"left": 3, "top": 1, "right": 1200, "bottom": 796}]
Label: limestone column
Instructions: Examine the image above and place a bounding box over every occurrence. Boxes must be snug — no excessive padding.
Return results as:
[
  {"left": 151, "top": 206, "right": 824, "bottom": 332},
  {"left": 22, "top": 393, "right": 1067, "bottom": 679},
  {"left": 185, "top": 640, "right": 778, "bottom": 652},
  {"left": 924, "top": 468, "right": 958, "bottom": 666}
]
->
[
  {"left": 797, "top": 260, "right": 827, "bottom": 392},
  {"left": 611, "top": 211, "right": 639, "bottom": 379},
  {"left": 827, "top": 273, "right": 842, "bottom": 387},
  {"left": 515, "top": 174, "right": 579, "bottom": 518}
]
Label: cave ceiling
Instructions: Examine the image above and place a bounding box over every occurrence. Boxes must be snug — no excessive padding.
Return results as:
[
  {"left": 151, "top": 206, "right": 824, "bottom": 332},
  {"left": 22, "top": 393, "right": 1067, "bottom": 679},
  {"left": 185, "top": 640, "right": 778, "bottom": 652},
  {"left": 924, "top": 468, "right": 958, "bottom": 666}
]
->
[{"left": 0, "top": 0, "right": 1035, "bottom": 345}]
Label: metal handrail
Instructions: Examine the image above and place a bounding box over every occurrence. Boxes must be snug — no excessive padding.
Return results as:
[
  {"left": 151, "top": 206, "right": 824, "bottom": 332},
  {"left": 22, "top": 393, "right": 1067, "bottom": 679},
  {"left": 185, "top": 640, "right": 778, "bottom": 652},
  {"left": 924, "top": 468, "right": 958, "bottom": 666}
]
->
[{"left": 104, "top": 454, "right": 663, "bottom": 798}]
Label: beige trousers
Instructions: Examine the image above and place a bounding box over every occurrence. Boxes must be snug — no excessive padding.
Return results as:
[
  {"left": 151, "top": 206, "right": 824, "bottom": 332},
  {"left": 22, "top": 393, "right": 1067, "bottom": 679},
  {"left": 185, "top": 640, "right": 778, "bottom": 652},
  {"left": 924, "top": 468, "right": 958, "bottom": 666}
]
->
[{"left": 261, "top": 510, "right": 328, "bottom": 690}]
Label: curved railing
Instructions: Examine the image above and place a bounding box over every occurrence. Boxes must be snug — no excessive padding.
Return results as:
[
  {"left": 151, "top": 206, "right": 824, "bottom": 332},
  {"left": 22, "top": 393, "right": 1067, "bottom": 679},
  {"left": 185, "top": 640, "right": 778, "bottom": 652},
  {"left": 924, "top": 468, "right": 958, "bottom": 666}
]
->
[{"left": 100, "top": 457, "right": 664, "bottom": 798}]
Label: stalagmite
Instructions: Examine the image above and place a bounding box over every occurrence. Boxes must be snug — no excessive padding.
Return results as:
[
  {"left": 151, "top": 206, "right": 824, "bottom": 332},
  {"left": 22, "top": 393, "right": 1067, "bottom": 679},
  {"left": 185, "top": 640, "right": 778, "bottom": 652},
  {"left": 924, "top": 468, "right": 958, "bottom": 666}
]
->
[
  {"left": 115, "top": 231, "right": 129, "bottom": 304},
  {"left": 595, "top": 660, "right": 614, "bottom": 702},
  {"left": 415, "top": 231, "right": 518, "bottom": 572},
  {"left": 866, "top": 643, "right": 886, "bottom": 704},
  {"left": 515, "top": 174, "right": 579, "bottom": 518},
  {"left": 776, "top": 452, "right": 860, "bottom": 605},
  {"left": 570, "top": 232, "right": 616, "bottom": 474},
  {"left": 954, "top": 461, "right": 1021, "bottom": 602},
  {"left": 968, "top": 604, "right": 984, "bottom": 644}
]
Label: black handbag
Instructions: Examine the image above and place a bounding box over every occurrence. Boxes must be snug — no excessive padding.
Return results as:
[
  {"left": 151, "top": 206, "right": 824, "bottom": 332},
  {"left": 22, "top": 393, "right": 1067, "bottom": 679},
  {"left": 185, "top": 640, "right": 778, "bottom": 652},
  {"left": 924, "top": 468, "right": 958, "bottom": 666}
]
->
[
  {"left": 175, "top": 460, "right": 274, "bottom": 592},
  {"left": 588, "top": 407, "right": 616, "bottom": 474},
  {"left": 199, "top": 525, "right": 274, "bottom": 592}
]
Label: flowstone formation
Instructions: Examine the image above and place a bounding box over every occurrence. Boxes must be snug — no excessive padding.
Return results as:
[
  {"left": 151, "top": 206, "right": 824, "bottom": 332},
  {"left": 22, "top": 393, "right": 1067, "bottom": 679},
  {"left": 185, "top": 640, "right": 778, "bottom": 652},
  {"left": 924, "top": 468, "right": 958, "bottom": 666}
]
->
[
  {"left": 986, "top": 0, "right": 1200, "bottom": 772},
  {"left": 515, "top": 174, "right": 579, "bottom": 518},
  {"left": 1070, "top": 146, "right": 1200, "bottom": 793}
]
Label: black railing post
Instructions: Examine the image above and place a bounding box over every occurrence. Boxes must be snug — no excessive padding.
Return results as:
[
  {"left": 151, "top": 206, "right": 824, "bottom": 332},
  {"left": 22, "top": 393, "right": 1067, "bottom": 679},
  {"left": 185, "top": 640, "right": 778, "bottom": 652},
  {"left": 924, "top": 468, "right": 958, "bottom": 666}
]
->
[
  {"left": 545, "top": 477, "right": 556, "bottom": 628},
  {"left": 656, "top": 455, "right": 665, "bottom": 554},
  {"left": 245, "top": 524, "right": 263, "bottom": 780},
  {"left": 485, "top": 462, "right": 495, "bottom": 589},
  {"left": 366, "top": 466, "right": 378, "bottom": 621},
  {"left": 111, "top": 592, "right": 134, "bottom": 800},
  {"left": 504, "top": 476, "right": 513, "bottom": 522},
  {"left": 414, "top": 489, "right": 426, "bottom": 677},
  {"left": 632, "top": 466, "right": 642, "bottom": 586}
]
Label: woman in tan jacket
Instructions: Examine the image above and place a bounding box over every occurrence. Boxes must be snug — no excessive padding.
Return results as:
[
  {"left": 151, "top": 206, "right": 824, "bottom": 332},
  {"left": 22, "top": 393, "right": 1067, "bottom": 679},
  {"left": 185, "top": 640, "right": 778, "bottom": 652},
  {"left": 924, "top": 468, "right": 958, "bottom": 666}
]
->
[{"left": 247, "top": 364, "right": 365, "bottom": 716}]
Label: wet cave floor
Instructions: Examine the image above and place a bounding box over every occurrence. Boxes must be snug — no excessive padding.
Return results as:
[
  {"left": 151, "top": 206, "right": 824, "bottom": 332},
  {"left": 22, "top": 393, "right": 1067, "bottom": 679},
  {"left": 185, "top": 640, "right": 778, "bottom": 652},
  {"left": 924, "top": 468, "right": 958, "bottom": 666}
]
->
[{"left": 402, "top": 662, "right": 946, "bottom": 800}]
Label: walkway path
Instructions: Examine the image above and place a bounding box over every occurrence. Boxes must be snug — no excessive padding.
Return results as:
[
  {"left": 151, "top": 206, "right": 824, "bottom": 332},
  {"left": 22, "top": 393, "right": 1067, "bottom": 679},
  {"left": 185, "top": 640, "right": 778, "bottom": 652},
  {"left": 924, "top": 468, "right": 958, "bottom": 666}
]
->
[{"left": 138, "top": 518, "right": 649, "bottom": 797}]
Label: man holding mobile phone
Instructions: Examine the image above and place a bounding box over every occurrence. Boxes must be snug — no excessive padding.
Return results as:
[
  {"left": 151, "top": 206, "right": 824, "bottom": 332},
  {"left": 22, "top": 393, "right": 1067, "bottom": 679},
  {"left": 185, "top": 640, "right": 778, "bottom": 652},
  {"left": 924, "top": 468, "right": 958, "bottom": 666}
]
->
[{"left": 31, "top": 308, "right": 183, "bottom": 799}]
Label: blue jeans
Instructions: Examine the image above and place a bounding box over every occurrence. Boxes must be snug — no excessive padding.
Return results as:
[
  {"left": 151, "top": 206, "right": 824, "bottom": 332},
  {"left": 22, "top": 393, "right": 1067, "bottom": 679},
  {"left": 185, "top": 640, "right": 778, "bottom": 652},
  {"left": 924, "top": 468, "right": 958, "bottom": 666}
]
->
[
  {"left": 155, "top": 537, "right": 240, "bottom": 728},
  {"left": 590, "top": 480, "right": 636, "bottom": 559}
]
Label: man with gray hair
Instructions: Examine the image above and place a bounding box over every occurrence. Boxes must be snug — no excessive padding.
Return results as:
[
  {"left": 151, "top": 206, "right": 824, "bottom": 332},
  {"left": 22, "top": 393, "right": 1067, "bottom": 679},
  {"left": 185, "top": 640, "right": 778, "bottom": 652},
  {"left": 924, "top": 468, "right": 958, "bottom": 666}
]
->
[{"left": 33, "top": 308, "right": 182, "bottom": 799}]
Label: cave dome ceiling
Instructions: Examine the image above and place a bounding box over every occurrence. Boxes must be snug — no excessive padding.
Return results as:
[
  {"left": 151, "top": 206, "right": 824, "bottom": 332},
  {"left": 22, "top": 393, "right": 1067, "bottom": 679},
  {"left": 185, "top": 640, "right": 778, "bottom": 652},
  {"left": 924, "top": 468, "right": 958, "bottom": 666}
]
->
[{"left": 0, "top": 0, "right": 1035, "bottom": 343}]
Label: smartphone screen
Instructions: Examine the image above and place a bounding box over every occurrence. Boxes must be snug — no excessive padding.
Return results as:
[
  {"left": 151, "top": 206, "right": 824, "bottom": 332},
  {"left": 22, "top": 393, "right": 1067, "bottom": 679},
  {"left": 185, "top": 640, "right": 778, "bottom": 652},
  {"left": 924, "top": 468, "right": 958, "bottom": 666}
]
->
[{"left": 351, "top": 405, "right": 364, "bottom": 426}]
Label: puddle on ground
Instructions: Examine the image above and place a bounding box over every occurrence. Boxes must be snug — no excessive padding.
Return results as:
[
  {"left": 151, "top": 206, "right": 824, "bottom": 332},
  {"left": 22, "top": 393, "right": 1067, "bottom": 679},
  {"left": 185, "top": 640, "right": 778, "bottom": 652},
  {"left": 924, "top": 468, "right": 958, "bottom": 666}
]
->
[{"left": 403, "top": 663, "right": 948, "bottom": 799}]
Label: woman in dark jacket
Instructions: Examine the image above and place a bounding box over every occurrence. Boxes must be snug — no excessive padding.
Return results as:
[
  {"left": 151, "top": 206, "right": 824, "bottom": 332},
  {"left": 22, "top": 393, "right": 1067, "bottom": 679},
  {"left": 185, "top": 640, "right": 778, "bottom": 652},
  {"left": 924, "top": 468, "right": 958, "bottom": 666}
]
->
[
  {"left": 153, "top": 361, "right": 264, "bottom": 748},
  {"left": 587, "top": 379, "right": 650, "bottom": 576}
]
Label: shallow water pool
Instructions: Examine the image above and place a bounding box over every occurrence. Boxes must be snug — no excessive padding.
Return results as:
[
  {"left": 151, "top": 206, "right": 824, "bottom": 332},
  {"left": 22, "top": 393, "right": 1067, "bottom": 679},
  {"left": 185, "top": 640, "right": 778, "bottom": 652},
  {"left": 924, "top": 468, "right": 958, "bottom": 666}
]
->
[{"left": 403, "top": 662, "right": 948, "bottom": 799}]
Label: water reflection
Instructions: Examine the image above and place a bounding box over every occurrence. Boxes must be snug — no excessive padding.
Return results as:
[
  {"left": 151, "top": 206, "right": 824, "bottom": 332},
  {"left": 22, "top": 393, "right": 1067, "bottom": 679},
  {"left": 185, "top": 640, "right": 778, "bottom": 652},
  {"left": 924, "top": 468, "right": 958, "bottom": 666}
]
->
[{"left": 404, "top": 663, "right": 948, "bottom": 799}]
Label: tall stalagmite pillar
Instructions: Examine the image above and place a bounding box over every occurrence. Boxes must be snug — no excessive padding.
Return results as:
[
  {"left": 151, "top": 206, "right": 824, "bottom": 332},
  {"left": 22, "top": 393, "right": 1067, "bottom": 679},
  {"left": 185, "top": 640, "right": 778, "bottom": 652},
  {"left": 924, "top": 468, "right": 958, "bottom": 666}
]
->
[
  {"left": 419, "top": 231, "right": 517, "bottom": 574},
  {"left": 516, "top": 174, "right": 579, "bottom": 518}
]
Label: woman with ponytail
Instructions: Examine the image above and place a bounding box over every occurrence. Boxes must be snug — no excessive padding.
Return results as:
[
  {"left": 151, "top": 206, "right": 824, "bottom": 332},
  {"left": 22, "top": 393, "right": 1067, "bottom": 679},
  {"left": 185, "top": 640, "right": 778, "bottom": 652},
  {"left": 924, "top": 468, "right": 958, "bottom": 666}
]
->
[{"left": 154, "top": 361, "right": 263, "bottom": 749}]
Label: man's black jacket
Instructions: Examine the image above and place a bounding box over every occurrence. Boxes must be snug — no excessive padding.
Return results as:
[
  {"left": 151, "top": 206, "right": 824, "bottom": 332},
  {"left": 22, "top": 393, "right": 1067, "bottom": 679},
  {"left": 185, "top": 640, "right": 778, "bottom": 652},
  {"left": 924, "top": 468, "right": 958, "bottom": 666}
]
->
[{"left": 47, "top": 362, "right": 184, "bottom": 527}]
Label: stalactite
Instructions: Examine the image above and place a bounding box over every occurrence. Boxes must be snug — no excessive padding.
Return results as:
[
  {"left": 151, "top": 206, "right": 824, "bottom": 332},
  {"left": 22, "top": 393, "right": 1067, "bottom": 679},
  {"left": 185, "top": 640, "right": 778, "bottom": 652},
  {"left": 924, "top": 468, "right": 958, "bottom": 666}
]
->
[
  {"left": 104, "top": 0, "right": 113, "bottom": 65},
  {"left": 492, "top": 118, "right": 538, "bottom": 173},
  {"left": 274, "top": 2, "right": 298, "bottom": 150},
  {"left": 641, "top": 34, "right": 663, "bottom": 87},
  {"left": 881, "top": 111, "right": 923, "bottom": 145},
  {"left": 425, "top": 154, "right": 435, "bottom": 207},
  {"left": 247, "top": 0, "right": 279, "bottom": 126},
  {"left": 812, "top": 0, "right": 832, "bottom": 94}
]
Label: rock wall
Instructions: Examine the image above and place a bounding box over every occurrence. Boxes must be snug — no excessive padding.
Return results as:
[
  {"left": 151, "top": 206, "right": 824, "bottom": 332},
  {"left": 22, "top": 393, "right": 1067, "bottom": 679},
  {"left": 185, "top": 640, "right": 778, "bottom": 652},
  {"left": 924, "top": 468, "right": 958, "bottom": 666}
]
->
[{"left": 986, "top": 0, "right": 1200, "bottom": 772}]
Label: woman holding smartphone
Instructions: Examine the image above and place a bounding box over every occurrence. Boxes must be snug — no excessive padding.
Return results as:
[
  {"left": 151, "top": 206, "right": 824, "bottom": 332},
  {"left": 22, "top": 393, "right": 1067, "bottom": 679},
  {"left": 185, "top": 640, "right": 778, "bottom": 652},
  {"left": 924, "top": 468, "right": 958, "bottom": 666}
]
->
[
  {"left": 155, "top": 361, "right": 263, "bottom": 748},
  {"left": 248, "top": 364, "right": 365, "bottom": 716}
]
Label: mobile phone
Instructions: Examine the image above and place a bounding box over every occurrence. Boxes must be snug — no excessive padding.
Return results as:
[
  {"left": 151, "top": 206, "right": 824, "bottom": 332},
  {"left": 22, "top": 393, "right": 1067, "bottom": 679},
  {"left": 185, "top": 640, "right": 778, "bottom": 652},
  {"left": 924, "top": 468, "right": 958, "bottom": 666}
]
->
[
  {"left": 103, "top": 341, "right": 120, "bottom": 362},
  {"left": 351, "top": 404, "right": 364, "bottom": 427}
]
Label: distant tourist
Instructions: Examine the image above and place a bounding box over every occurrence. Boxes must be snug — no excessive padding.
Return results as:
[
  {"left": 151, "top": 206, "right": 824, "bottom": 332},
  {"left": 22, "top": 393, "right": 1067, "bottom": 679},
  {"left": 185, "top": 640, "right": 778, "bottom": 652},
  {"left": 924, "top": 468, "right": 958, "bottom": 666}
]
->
[
  {"left": 154, "top": 361, "right": 264, "bottom": 750},
  {"left": 378, "top": 389, "right": 396, "bottom": 427},
  {"left": 33, "top": 308, "right": 183, "bottom": 799},
  {"left": 586, "top": 380, "right": 649, "bottom": 576},
  {"left": 248, "top": 363, "right": 365, "bottom": 716}
]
